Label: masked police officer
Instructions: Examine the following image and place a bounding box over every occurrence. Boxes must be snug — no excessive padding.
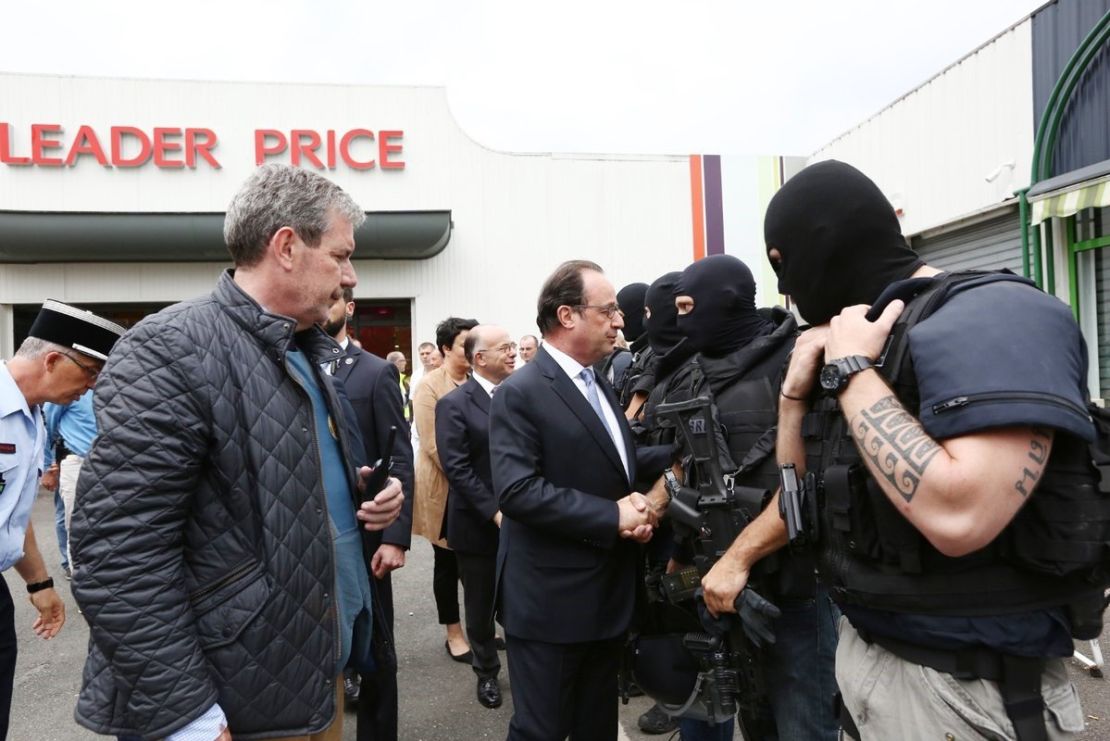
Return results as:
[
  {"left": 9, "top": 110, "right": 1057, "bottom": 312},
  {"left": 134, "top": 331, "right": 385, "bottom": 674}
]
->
[
  {"left": 674, "top": 254, "right": 839, "bottom": 741},
  {"left": 701, "top": 161, "right": 1099, "bottom": 740}
]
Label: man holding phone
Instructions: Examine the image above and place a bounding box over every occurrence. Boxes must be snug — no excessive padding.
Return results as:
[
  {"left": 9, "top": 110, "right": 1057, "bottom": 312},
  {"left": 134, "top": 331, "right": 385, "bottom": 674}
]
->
[
  {"left": 71, "top": 165, "right": 405, "bottom": 741},
  {"left": 323, "top": 290, "right": 415, "bottom": 741}
]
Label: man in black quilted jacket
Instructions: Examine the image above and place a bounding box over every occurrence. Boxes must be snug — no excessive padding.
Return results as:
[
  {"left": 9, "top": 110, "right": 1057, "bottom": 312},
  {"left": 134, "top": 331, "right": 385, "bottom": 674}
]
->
[{"left": 70, "top": 164, "right": 405, "bottom": 741}]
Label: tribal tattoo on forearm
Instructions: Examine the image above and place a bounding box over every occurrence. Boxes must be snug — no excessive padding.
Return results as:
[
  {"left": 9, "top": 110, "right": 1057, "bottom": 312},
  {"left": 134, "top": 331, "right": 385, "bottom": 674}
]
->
[
  {"left": 849, "top": 395, "right": 942, "bottom": 502},
  {"left": 1013, "top": 427, "right": 1053, "bottom": 498}
]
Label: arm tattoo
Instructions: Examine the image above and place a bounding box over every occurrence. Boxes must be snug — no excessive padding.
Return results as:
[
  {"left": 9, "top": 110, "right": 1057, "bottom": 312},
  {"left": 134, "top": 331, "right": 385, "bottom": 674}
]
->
[
  {"left": 1014, "top": 427, "right": 1053, "bottom": 498},
  {"left": 849, "top": 395, "right": 943, "bottom": 502}
]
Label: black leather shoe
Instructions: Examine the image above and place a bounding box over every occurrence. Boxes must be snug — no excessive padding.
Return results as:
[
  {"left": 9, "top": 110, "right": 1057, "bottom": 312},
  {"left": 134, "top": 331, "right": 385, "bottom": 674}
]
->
[
  {"left": 638, "top": 703, "right": 677, "bottom": 734},
  {"left": 495, "top": 636, "right": 507, "bottom": 651},
  {"left": 477, "top": 676, "right": 502, "bottom": 708},
  {"left": 343, "top": 669, "right": 360, "bottom": 710},
  {"left": 445, "top": 639, "right": 473, "bottom": 664}
]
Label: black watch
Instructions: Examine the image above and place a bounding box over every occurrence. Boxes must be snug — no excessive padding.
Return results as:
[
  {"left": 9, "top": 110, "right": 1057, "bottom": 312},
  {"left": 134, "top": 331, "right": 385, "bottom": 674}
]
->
[
  {"left": 819, "top": 355, "right": 874, "bottom": 394},
  {"left": 26, "top": 578, "right": 54, "bottom": 594}
]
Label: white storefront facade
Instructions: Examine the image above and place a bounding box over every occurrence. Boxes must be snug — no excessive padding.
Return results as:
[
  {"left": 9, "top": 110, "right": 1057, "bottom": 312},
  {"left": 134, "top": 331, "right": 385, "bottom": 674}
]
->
[{"left": 0, "top": 72, "right": 796, "bottom": 361}]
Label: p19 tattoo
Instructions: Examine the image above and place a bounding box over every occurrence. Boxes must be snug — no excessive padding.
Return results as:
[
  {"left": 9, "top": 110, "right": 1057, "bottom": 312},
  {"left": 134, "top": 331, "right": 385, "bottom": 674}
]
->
[{"left": 1014, "top": 427, "right": 1053, "bottom": 498}]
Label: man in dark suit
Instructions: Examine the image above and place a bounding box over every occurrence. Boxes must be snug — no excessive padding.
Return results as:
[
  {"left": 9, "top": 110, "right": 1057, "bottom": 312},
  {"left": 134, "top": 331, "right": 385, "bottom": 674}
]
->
[
  {"left": 490, "top": 260, "right": 670, "bottom": 741},
  {"left": 323, "top": 290, "right": 415, "bottom": 741},
  {"left": 435, "top": 324, "right": 517, "bottom": 710}
]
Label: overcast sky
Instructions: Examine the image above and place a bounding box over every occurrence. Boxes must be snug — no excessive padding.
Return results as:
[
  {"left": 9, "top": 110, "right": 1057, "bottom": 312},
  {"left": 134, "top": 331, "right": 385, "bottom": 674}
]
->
[{"left": 1, "top": 0, "right": 1047, "bottom": 156}]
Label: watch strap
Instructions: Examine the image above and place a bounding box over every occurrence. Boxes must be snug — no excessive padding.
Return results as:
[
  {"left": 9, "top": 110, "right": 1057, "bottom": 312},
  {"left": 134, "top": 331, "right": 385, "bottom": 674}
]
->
[
  {"left": 26, "top": 577, "right": 54, "bottom": 594},
  {"left": 838, "top": 355, "right": 874, "bottom": 375}
]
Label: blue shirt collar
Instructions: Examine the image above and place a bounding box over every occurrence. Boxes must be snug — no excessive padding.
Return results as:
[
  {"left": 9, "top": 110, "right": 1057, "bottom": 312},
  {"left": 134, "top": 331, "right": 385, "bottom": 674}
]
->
[{"left": 0, "top": 362, "right": 34, "bottom": 422}]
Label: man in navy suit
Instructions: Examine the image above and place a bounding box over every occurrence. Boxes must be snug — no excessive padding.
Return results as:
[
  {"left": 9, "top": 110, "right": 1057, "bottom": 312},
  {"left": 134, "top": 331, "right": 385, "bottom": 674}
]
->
[
  {"left": 323, "top": 290, "right": 415, "bottom": 741},
  {"left": 435, "top": 324, "right": 517, "bottom": 710},
  {"left": 490, "top": 260, "right": 671, "bottom": 741}
]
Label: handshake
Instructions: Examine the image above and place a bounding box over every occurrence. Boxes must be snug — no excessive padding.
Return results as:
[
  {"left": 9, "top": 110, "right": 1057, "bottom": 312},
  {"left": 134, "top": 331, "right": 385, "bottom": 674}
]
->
[{"left": 617, "top": 475, "right": 670, "bottom": 543}]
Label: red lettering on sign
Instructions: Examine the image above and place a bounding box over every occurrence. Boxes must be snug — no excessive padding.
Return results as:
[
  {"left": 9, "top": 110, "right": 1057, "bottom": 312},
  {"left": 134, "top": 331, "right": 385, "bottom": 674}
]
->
[
  {"left": 111, "top": 127, "right": 152, "bottom": 167},
  {"left": 64, "top": 126, "right": 109, "bottom": 166},
  {"left": 0, "top": 123, "right": 31, "bottom": 165},
  {"left": 31, "top": 123, "right": 64, "bottom": 166},
  {"left": 340, "top": 129, "right": 375, "bottom": 170},
  {"left": 379, "top": 130, "right": 404, "bottom": 170},
  {"left": 255, "top": 129, "right": 286, "bottom": 165},
  {"left": 184, "top": 128, "right": 220, "bottom": 169},
  {"left": 291, "top": 129, "right": 324, "bottom": 169},
  {"left": 152, "top": 128, "right": 185, "bottom": 168},
  {"left": 0, "top": 124, "right": 401, "bottom": 171}
]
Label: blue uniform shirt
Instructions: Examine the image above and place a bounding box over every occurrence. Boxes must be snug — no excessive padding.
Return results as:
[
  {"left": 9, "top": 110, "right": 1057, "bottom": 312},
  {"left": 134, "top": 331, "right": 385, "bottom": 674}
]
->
[
  {"left": 0, "top": 362, "right": 46, "bottom": 572},
  {"left": 43, "top": 389, "right": 97, "bottom": 466}
]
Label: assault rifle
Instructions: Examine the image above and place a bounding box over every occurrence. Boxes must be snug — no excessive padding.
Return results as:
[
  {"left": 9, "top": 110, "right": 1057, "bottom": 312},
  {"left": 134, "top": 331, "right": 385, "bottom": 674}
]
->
[{"left": 648, "top": 395, "right": 778, "bottom": 735}]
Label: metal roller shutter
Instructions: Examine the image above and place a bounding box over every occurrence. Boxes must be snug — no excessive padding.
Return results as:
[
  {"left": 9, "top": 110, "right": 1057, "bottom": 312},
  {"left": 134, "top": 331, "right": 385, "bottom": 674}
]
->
[
  {"left": 1087, "top": 207, "right": 1110, "bottom": 397},
  {"left": 910, "top": 211, "right": 1023, "bottom": 273}
]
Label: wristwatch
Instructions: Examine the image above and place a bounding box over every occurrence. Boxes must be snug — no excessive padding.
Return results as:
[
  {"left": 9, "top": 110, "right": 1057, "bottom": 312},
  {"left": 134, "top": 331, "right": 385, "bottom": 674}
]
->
[
  {"left": 26, "top": 578, "right": 54, "bottom": 594},
  {"left": 819, "top": 355, "right": 874, "bottom": 394}
]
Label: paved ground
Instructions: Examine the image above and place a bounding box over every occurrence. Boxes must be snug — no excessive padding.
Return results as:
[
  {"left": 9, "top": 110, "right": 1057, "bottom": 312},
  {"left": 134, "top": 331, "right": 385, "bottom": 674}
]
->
[{"left": 7, "top": 487, "right": 1110, "bottom": 740}]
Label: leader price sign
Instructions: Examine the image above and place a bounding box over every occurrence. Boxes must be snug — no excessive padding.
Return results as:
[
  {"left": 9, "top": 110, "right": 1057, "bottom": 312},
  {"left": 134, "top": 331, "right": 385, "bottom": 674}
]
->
[{"left": 0, "top": 123, "right": 406, "bottom": 171}]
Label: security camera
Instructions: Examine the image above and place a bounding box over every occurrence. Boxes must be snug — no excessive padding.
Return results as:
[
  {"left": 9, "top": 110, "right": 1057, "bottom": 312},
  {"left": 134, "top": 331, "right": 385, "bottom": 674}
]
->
[{"left": 985, "top": 161, "right": 1016, "bottom": 183}]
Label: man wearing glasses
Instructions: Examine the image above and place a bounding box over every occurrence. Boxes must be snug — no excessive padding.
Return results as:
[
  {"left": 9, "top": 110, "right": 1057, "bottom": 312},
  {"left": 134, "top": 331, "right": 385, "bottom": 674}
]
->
[
  {"left": 436, "top": 325, "right": 517, "bottom": 710},
  {"left": 490, "top": 260, "right": 671, "bottom": 740},
  {"left": 0, "top": 299, "right": 123, "bottom": 739}
]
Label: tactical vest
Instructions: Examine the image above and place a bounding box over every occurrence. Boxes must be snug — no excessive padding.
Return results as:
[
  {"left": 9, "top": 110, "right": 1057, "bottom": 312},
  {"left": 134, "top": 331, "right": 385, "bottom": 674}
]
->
[
  {"left": 689, "top": 310, "right": 817, "bottom": 599},
  {"left": 806, "top": 271, "right": 1110, "bottom": 632},
  {"left": 621, "top": 345, "right": 657, "bottom": 409}
]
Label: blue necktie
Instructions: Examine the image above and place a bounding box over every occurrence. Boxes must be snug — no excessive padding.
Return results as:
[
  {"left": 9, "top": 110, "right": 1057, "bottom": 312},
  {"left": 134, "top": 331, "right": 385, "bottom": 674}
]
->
[
  {"left": 579, "top": 368, "right": 608, "bottom": 423},
  {"left": 581, "top": 368, "right": 629, "bottom": 478}
]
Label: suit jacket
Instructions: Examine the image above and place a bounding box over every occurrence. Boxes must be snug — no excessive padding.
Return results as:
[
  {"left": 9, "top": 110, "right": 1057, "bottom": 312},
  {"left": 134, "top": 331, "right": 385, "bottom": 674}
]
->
[
  {"left": 435, "top": 377, "right": 500, "bottom": 556},
  {"left": 411, "top": 366, "right": 464, "bottom": 547},
  {"left": 333, "top": 342, "right": 415, "bottom": 553},
  {"left": 490, "top": 346, "right": 665, "bottom": 644}
]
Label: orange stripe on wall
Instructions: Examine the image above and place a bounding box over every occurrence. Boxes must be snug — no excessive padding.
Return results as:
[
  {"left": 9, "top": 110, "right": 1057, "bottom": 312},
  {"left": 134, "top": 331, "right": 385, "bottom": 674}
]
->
[{"left": 689, "top": 155, "right": 705, "bottom": 261}]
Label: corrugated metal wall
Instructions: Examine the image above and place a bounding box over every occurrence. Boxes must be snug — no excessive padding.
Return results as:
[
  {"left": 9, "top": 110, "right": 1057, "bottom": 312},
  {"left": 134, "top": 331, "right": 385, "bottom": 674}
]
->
[
  {"left": 1032, "top": 0, "right": 1110, "bottom": 178},
  {"left": 910, "top": 210, "right": 1023, "bottom": 273}
]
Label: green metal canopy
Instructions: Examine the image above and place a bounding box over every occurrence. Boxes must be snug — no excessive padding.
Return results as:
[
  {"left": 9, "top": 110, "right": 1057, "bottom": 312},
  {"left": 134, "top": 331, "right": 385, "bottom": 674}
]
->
[
  {"left": 1028, "top": 159, "right": 1110, "bottom": 226},
  {"left": 0, "top": 210, "right": 452, "bottom": 263}
]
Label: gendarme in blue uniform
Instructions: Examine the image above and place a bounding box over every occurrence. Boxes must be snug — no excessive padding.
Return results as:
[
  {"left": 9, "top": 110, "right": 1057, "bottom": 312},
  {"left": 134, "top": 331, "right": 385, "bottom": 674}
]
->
[{"left": 0, "top": 362, "right": 46, "bottom": 572}]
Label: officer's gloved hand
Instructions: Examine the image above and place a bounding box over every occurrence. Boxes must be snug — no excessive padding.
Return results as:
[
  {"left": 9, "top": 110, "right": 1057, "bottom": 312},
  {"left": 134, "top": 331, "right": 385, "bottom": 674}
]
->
[
  {"left": 734, "top": 588, "right": 781, "bottom": 648},
  {"left": 693, "top": 586, "right": 781, "bottom": 648},
  {"left": 694, "top": 588, "right": 731, "bottom": 639}
]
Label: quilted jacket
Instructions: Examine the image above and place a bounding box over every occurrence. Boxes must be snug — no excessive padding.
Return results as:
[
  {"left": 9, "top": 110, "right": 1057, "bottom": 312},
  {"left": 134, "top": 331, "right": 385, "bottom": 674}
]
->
[{"left": 71, "top": 271, "right": 358, "bottom": 740}]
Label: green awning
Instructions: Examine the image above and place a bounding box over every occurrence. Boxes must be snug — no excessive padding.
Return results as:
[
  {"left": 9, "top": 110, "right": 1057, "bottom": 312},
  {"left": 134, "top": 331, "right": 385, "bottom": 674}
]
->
[
  {"left": 1028, "top": 158, "right": 1110, "bottom": 225},
  {"left": 0, "top": 210, "right": 452, "bottom": 263},
  {"left": 1030, "top": 179, "right": 1110, "bottom": 225}
]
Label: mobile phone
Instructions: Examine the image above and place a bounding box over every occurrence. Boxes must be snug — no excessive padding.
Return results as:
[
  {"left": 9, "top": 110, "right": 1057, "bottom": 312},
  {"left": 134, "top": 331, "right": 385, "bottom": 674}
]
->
[{"left": 361, "top": 425, "right": 397, "bottom": 503}]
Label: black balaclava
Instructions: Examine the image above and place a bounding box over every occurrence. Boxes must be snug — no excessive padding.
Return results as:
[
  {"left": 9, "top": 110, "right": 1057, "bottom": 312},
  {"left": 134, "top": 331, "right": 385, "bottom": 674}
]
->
[
  {"left": 617, "top": 282, "right": 649, "bottom": 344},
  {"left": 643, "top": 272, "right": 684, "bottom": 353},
  {"left": 675, "top": 254, "right": 772, "bottom": 357},
  {"left": 764, "top": 160, "right": 923, "bottom": 326}
]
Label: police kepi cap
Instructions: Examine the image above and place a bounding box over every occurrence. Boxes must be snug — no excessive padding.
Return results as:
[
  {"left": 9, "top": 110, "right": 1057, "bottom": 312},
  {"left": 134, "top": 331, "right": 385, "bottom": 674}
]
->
[{"left": 28, "top": 300, "right": 125, "bottom": 362}]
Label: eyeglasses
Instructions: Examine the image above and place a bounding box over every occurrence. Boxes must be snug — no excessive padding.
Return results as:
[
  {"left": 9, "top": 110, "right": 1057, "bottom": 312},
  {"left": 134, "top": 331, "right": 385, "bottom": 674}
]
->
[
  {"left": 61, "top": 352, "right": 100, "bottom": 381},
  {"left": 477, "top": 342, "right": 517, "bottom": 355},
  {"left": 575, "top": 304, "right": 624, "bottom": 320}
]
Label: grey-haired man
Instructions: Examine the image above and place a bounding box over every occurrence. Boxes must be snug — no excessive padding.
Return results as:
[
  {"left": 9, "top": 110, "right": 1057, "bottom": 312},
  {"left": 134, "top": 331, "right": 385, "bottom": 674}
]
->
[
  {"left": 0, "top": 300, "right": 123, "bottom": 739},
  {"left": 72, "top": 164, "right": 405, "bottom": 741}
]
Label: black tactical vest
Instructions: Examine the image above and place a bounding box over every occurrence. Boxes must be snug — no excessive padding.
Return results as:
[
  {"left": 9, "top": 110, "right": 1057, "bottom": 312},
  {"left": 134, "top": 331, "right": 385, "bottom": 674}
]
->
[
  {"left": 690, "top": 309, "right": 817, "bottom": 599},
  {"left": 806, "top": 271, "right": 1110, "bottom": 631}
]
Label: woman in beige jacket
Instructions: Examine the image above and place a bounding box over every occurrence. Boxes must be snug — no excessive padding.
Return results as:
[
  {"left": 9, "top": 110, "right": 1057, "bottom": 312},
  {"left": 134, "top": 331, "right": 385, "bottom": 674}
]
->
[{"left": 412, "top": 317, "right": 476, "bottom": 661}]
